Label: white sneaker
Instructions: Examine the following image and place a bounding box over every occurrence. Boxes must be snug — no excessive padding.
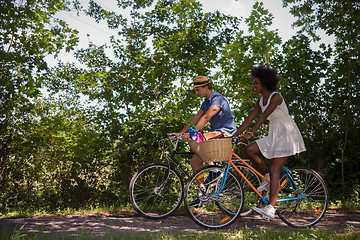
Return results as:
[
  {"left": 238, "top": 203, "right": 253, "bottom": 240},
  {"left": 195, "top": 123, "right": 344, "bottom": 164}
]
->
[
  {"left": 257, "top": 173, "right": 270, "bottom": 192},
  {"left": 252, "top": 205, "right": 276, "bottom": 221}
]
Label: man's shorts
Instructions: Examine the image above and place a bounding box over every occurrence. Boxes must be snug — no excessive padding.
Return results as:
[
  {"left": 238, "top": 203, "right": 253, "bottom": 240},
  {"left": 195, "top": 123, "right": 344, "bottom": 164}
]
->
[{"left": 203, "top": 131, "right": 232, "bottom": 140}]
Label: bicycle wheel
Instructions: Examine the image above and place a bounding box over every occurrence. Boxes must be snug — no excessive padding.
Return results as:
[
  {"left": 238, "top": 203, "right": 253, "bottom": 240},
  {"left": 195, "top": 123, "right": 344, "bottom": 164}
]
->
[
  {"left": 184, "top": 165, "right": 244, "bottom": 229},
  {"left": 277, "top": 167, "right": 329, "bottom": 227},
  {"left": 232, "top": 161, "right": 261, "bottom": 215},
  {"left": 129, "top": 163, "right": 184, "bottom": 219}
]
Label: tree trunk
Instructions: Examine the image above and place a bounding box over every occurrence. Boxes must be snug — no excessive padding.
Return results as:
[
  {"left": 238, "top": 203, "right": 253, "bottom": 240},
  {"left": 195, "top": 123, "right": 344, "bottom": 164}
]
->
[{"left": 340, "top": 13, "right": 352, "bottom": 201}]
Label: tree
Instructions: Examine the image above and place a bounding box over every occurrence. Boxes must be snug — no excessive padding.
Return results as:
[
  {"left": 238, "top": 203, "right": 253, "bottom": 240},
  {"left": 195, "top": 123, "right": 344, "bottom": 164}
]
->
[
  {"left": 45, "top": 0, "right": 240, "bottom": 187},
  {"left": 282, "top": 0, "right": 360, "bottom": 199},
  {"left": 0, "top": 0, "right": 80, "bottom": 185},
  {"left": 279, "top": 33, "right": 332, "bottom": 171},
  {"left": 0, "top": 0, "right": 85, "bottom": 211},
  {"left": 217, "top": 1, "right": 282, "bottom": 126},
  {"left": 0, "top": 96, "right": 115, "bottom": 211}
]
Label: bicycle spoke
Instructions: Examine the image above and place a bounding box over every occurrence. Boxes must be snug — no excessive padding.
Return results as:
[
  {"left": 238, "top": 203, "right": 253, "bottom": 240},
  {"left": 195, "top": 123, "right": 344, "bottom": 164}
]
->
[
  {"left": 277, "top": 167, "right": 328, "bottom": 227},
  {"left": 184, "top": 165, "right": 244, "bottom": 229},
  {"left": 232, "top": 163, "right": 260, "bottom": 213},
  {"left": 129, "top": 163, "right": 183, "bottom": 219}
]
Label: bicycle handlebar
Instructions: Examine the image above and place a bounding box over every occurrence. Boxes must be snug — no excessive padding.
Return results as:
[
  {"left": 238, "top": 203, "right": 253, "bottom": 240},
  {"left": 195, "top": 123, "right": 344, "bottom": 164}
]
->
[
  {"left": 230, "top": 136, "right": 247, "bottom": 146},
  {"left": 167, "top": 133, "right": 183, "bottom": 141},
  {"left": 166, "top": 133, "right": 246, "bottom": 147}
]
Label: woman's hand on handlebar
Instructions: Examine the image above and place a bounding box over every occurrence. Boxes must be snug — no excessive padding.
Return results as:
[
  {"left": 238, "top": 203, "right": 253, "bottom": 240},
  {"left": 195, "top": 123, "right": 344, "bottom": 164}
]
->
[
  {"left": 240, "top": 134, "right": 251, "bottom": 142},
  {"left": 232, "top": 134, "right": 250, "bottom": 145}
]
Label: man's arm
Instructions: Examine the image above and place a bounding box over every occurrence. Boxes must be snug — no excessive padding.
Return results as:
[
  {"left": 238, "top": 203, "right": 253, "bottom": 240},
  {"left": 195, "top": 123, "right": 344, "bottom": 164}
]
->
[
  {"left": 178, "top": 110, "right": 205, "bottom": 134},
  {"left": 195, "top": 105, "right": 221, "bottom": 131},
  {"left": 172, "top": 105, "right": 219, "bottom": 141}
]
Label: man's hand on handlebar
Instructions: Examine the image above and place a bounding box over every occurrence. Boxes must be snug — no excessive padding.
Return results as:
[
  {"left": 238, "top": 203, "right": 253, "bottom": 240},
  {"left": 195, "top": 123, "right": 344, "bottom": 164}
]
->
[{"left": 168, "top": 132, "right": 190, "bottom": 142}]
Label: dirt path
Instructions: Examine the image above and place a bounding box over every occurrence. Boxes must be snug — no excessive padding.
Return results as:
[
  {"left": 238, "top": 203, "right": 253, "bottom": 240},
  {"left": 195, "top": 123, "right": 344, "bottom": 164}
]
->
[{"left": 1, "top": 210, "right": 359, "bottom": 238}]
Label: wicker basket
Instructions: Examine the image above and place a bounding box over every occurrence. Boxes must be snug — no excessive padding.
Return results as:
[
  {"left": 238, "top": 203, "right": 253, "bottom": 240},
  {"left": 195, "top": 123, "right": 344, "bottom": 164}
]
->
[{"left": 199, "top": 138, "right": 233, "bottom": 163}]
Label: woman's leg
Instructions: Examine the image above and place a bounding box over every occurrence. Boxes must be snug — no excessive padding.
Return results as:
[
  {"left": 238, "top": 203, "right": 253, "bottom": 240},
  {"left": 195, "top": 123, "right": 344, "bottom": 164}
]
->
[
  {"left": 268, "top": 157, "right": 288, "bottom": 207},
  {"left": 244, "top": 142, "right": 268, "bottom": 175}
]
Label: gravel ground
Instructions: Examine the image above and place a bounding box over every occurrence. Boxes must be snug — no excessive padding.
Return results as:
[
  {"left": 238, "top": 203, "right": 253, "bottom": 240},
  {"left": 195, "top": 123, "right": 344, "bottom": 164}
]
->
[{"left": 0, "top": 210, "right": 359, "bottom": 238}]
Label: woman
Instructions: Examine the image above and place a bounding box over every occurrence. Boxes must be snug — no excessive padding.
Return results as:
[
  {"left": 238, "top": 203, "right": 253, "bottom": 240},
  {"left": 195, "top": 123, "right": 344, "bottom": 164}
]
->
[{"left": 234, "top": 65, "right": 306, "bottom": 220}]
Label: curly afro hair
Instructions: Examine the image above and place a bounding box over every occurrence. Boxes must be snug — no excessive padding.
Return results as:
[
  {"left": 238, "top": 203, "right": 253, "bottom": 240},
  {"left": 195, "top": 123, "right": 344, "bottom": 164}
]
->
[{"left": 251, "top": 65, "right": 280, "bottom": 92}]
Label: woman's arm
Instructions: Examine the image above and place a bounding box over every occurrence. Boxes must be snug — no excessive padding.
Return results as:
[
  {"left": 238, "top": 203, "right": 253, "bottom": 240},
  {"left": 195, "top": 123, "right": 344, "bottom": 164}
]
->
[
  {"left": 233, "top": 99, "right": 261, "bottom": 137},
  {"left": 242, "top": 93, "right": 283, "bottom": 140}
]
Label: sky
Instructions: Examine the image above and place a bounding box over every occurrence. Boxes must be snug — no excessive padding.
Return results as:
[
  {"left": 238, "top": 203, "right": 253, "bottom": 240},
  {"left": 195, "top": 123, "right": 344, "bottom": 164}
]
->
[{"left": 47, "top": 0, "right": 334, "bottom": 67}]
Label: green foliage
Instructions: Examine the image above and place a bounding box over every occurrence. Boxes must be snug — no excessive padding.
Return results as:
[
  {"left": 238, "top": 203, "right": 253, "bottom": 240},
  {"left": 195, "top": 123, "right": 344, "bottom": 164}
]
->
[
  {"left": 217, "top": 1, "right": 281, "bottom": 135},
  {"left": 282, "top": 0, "right": 360, "bottom": 201},
  {"left": 0, "top": 97, "right": 114, "bottom": 212},
  {"left": 0, "top": 0, "right": 80, "bottom": 131},
  {"left": 1, "top": 0, "right": 360, "bottom": 213},
  {"left": 0, "top": 0, "right": 82, "bottom": 212},
  {"left": 278, "top": 33, "right": 332, "bottom": 170}
]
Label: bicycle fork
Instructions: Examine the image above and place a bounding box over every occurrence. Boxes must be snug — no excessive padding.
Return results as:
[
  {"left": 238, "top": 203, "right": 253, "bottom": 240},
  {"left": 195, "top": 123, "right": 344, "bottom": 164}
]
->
[
  {"left": 154, "top": 160, "right": 173, "bottom": 196},
  {"left": 214, "top": 164, "right": 231, "bottom": 197}
]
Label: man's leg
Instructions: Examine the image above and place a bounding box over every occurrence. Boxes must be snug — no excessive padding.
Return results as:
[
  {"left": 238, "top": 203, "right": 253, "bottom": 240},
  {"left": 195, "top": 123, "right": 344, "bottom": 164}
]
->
[
  {"left": 189, "top": 140, "right": 203, "bottom": 172},
  {"left": 189, "top": 131, "right": 222, "bottom": 172},
  {"left": 187, "top": 131, "right": 225, "bottom": 207}
]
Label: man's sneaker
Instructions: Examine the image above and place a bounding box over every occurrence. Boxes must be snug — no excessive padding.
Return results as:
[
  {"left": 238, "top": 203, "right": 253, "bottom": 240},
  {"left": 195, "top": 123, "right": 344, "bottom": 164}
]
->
[
  {"left": 252, "top": 205, "right": 276, "bottom": 221},
  {"left": 188, "top": 198, "right": 200, "bottom": 207},
  {"left": 204, "top": 170, "right": 222, "bottom": 185},
  {"left": 257, "top": 173, "right": 270, "bottom": 192}
]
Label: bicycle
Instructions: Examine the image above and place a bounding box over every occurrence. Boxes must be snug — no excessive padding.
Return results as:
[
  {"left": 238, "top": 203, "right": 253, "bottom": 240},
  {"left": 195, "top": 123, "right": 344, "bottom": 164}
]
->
[
  {"left": 129, "top": 134, "right": 192, "bottom": 219},
  {"left": 184, "top": 137, "right": 329, "bottom": 229},
  {"left": 129, "top": 134, "right": 260, "bottom": 220}
]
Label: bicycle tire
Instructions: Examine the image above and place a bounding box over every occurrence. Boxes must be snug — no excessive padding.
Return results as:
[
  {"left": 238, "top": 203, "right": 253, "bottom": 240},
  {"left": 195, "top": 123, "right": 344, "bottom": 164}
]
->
[
  {"left": 129, "top": 162, "right": 184, "bottom": 219},
  {"left": 277, "top": 167, "right": 329, "bottom": 228},
  {"left": 184, "top": 165, "right": 244, "bottom": 229}
]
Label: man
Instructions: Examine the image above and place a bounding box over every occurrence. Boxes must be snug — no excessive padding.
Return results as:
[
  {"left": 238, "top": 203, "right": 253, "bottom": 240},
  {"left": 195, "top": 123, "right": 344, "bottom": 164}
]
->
[{"left": 173, "top": 76, "right": 236, "bottom": 173}]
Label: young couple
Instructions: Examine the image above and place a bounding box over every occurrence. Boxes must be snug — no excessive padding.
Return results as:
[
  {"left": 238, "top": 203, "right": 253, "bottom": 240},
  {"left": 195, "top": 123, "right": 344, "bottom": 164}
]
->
[{"left": 172, "top": 65, "right": 306, "bottom": 220}]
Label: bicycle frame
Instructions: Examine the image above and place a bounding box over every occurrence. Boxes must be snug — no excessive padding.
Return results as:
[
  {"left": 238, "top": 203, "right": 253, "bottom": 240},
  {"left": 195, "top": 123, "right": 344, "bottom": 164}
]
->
[
  {"left": 184, "top": 140, "right": 328, "bottom": 229},
  {"left": 158, "top": 136, "right": 193, "bottom": 189},
  {"left": 218, "top": 151, "right": 307, "bottom": 205}
]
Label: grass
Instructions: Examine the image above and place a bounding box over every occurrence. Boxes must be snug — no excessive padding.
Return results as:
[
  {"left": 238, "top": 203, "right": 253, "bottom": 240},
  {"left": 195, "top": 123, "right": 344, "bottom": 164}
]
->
[
  {"left": 2, "top": 199, "right": 359, "bottom": 219},
  {"left": 1, "top": 227, "right": 359, "bottom": 240},
  {"left": 0, "top": 203, "right": 136, "bottom": 219}
]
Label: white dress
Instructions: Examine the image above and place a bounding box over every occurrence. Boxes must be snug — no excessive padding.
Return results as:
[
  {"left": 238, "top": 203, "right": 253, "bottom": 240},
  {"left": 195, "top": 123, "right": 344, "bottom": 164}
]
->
[{"left": 255, "top": 92, "right": 306, "bottom": 159}]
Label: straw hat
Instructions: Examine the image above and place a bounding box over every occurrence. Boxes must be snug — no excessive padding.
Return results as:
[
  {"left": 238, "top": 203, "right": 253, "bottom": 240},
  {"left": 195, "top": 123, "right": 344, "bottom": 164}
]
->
[{"left": 192, "top": 76, "right": 210, "bottom": 88}]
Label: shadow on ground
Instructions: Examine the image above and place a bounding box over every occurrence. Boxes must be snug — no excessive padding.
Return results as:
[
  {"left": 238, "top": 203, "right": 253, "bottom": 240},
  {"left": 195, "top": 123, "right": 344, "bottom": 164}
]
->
[{"left": 1, "top": 210, "right": 359, "bottom": 238}]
